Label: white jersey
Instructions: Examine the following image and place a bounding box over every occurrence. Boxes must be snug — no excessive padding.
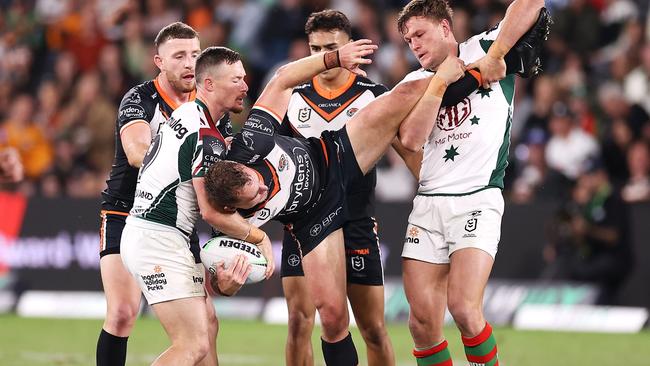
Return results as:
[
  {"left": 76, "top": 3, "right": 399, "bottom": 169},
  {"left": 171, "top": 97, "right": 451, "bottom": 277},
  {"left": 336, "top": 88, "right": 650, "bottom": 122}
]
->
[
  {"left": 401, "top": 22, "right": 515, "bottom": 195},
  {"left": 130, "top": 99, "right": 231, "bottom": 236}
]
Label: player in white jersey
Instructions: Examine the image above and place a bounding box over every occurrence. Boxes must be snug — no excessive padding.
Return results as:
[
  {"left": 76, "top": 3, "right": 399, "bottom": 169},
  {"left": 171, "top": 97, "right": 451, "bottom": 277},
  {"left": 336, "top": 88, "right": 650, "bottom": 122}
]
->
[
  {"left": 203, "top": 36, "right": 486, "bottom": 363},
  {"left": 276, "top": 10, "right": 394, "bottom": 366},
  {"left": 120, "top": 46, "right": 258, "bottom": 366},
  {"left": 395, "top": 1, "right": 546, "bottom": 365}
]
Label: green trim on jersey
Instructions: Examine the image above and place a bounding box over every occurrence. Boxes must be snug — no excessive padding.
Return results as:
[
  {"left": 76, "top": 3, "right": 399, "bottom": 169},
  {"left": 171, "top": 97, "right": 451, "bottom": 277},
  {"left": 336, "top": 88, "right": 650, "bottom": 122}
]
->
[
  {"left": 479, "top": 39, "right": 493, "bottom": 53},
  {"left": 488, "top": 111, "right": 512, "bottom": 188},
  {"left": 141, "top": 179, "right": 181, "bottom": 228},
  {"left": 418, "top": 186, "right": 501, "bottom": 197},
  {"left": 499, "top": 74, "right": 515, "bottom": 105},
  {"left": 179, "top": 132, "right": 198, "bottom": 181}
]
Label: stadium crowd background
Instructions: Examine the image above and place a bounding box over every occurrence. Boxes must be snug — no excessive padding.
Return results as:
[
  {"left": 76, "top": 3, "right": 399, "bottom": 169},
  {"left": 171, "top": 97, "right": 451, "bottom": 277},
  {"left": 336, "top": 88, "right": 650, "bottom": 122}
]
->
[{"left": 0, "top": 0, "right": 649, "bottom": 205}]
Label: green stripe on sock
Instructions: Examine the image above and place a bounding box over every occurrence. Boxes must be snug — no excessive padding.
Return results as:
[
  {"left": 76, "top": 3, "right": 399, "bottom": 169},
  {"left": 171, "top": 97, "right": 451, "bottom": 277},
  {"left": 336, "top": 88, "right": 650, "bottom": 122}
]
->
[
  {"left": 485, "top": 357, "right": 499, "bottom": 366},
  {"left": 464, "top": 334, "right": 497, "bottom": 357},
  {"left": 416, "top": 347, "right": 451, "bottom": 366}
]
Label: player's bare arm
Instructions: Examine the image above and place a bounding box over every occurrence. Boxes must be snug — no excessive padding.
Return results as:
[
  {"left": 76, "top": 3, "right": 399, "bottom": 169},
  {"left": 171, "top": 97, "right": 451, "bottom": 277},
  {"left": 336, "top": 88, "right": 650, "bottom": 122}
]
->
[
  {"left": 193, "top": 177, "right": 275, "bottom": 278},
  {"left": 120, "top": 121, "right": 152, "bottom": 168},
  {"left": 391, "top": 138, "right": 423, "bottom": 180},
  {"left": 397, "top": 55, "right": 466, "bottom": 151},
  {"left": 255, "top": 39, "right": 377, "bottom": 119},
  {"left": 468, "top": 0, "right": 545, "bottom": 88}
]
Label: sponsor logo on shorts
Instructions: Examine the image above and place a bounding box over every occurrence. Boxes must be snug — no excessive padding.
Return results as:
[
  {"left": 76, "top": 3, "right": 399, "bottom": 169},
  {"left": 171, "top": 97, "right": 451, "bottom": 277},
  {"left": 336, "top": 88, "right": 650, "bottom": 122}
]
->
[
  {"left": 298, "top": 108, "right": 311, "bottom": 123},
  {"left": 405, "top": 226, "right": 420, "bottom": 244},
  {"left": 309, "top": 206, "right": 343, "bottom": 237},
  {"left": 346, "top": 248, "right": 369, "bottom": 255},
  {"left": 464, "top": 210, "right": 481, "bottom": 233},
  {"left": 287, "top": 254, "right": 301, "bottom": 267},
  {"left": 141, "top": 265, "right": 167, "bottom": 291},
  {"left": 286, "top": 147, "right": 314, "bottom": 213},
  {"left": 218, "top": 239, "right": 262, "bottom": 258},
  {"left": 193, "top": 275, "right": 203, "bottom": 284},
  {"left": 351, "top": 256, "right": 365, "bottom": 271},
  {"left": 346, "top": 108, "right": 358, "bottom": 117}
]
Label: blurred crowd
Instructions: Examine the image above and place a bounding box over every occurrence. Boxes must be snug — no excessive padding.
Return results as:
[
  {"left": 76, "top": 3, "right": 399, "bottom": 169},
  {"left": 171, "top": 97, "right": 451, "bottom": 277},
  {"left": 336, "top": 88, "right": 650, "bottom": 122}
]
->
[{"left": 0, "top": 0, "right": 649, "bottom": 205}]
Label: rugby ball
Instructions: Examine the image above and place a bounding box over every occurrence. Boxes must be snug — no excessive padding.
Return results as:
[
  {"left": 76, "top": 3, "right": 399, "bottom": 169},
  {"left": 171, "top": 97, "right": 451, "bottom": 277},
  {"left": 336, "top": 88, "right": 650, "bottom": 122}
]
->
[{"left": 200, "top": 236, "right": 268, "bottom": 284}]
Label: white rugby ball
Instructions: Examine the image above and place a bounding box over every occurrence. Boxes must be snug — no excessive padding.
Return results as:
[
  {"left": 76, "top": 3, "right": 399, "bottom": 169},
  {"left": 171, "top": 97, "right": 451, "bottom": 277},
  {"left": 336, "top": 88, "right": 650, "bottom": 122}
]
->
[{"left": 200, "top": 236, "right": 268, "bottom": 284}]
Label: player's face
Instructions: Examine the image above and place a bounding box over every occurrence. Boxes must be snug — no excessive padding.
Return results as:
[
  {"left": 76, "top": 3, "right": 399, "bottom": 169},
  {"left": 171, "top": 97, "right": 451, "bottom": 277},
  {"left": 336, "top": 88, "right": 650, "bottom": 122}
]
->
[
  {"left": 212, "top": 60, "right": 248, "bottom": 114},
  {"left": 402, "top": 16, "right": 451, "bottom": 70},
  {"left": 235, "top": 166, "right": 269, "bottom": 209},
  {"left": 156, "top": 37, "right": 201, "bottom": 93},
  {"left": 308, "top": 30, "right": 351, "bottom": 81}
]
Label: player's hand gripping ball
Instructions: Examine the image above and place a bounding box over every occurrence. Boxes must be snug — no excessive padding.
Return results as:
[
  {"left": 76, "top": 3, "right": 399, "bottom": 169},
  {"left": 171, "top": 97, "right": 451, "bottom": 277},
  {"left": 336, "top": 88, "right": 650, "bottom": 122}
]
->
[{"left": 201, "top": 236, "right": 268, "bottom": 284}]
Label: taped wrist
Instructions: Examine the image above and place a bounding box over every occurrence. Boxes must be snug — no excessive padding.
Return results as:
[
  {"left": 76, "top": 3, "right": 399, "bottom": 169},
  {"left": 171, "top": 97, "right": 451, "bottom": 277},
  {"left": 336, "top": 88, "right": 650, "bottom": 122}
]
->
[{"left": 324, "top": 50, "right": 341, "bottom": 69}]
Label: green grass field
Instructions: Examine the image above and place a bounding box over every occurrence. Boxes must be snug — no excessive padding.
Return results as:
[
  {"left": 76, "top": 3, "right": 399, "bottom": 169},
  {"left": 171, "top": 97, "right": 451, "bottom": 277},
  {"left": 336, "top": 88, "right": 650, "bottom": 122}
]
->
[{"left": 1, "top": 315, "right": 649, "bottom": 365}]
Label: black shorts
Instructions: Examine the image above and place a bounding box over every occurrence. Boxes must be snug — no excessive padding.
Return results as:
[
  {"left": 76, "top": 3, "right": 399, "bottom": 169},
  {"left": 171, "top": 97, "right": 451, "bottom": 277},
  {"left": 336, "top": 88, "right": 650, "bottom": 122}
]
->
[
  {"left": 281, "top": 216, "right": 384, "bottom": 285},
  {"left": 99, "top": 204, "right": 201, "bottom": 263},
  {"left": 285, "top": 127, "right": 364, "bottom": 257}
]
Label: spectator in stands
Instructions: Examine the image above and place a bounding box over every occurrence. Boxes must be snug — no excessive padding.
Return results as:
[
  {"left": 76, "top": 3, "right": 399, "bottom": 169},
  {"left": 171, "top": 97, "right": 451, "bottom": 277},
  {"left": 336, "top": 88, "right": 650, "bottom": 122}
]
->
[
  {"left": 622, "top": 140, "right": 650, "bottom": 202},
  {"left": 544, "top": 158, "right": 633, "bottom": 305},
  {"left": 0, "top": 94, "right": 53, "bottom": 181},
  {"left": 545, "top": 101, "right": 600, "bottom": 181},
  {"left": 0, "top": 147, "right": 24, "bottom": 184}
]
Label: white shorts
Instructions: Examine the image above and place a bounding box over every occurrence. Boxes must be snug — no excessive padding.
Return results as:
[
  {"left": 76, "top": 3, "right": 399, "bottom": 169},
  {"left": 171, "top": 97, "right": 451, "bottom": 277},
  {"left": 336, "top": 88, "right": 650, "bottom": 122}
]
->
[
  {"left": 402, "top": 188, "right": 504, "bottom": 264},
  {"left": 121, "top": 217, "right": 205, "bottom": 305}
]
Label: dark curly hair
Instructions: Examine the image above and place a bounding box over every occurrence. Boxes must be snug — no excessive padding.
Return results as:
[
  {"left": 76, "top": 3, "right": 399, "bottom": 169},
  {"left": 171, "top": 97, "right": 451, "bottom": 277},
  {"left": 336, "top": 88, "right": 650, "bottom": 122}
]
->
[
  {"left": 305, "top": 9, "right": 352, "bottom": 38},
  {"left": 204, "top": 161, "right": 250, "bottom": 208}
]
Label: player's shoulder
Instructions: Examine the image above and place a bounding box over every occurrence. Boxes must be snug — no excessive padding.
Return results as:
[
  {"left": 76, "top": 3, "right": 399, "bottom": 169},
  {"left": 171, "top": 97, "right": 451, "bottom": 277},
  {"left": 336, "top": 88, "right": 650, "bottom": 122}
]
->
[
  {"left": 459, "top": 22, "right": 502, "bottom": 55},
  {"left": 353, "top": 76, "right": 388, "bottom": 96},
  {"left": 399, "top": 69, "right": 434, "bottom": 84},
  {"left": 120, "top": 80, "right": 156, "bottom": 105},
  {"left": 117, "top": 80, "right": 158, "bottom": 124},
  {"left": 167, "top": 101, "right": 203, "bottom": 132}
]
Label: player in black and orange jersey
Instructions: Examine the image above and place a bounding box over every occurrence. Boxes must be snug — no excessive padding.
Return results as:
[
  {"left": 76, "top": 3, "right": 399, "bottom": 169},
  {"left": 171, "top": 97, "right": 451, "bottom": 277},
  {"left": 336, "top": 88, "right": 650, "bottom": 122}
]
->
[
  {"left": 97, "top": 22, "right": 233, "bottom": 366},
  {"left": 276, "top": 10, "right": 395, "bottom": 366}
]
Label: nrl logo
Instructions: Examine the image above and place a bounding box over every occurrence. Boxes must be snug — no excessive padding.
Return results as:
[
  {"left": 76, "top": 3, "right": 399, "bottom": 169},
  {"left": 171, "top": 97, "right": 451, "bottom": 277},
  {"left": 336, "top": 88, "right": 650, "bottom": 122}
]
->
[
  {"left": 298, "top": 107, "right": 311, "bottom": 123},
  {"left": 465, "top": 211, "right": 481, "bottom": 232},
  {"left": 437, "top": 97, "right": 472, "bottom": 131}
]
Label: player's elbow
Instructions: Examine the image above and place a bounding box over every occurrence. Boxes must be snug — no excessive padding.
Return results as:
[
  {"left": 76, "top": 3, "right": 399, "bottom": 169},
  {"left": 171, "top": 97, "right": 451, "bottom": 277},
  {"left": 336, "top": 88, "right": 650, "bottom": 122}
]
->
[
  {"left": 126, "top": 154, "right": 143, "bottom": 168},
  {"left": 514, "top": 0, "right": 544, "bottom": 12},
  {"left": 269, "top": 64, "right": 292, "bottom": 90},
  {"left": 400, "top": 135, "right": 424, "bottom": 153}
]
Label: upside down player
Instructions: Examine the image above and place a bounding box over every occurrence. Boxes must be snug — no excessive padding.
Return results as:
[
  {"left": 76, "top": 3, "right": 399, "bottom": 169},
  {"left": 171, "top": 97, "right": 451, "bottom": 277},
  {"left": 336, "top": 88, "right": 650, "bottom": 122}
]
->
[
  {"left": 395, "top": 1, "right": 549, "bottom": 365},
  {"left": 97, "top": 22, "right": 233, "bottom": 366},
  {"left": 277, "top": 10, "right": 394, "bottom": 366},
  {"left": 203, "top": 37, "right": 483, "bottom": 364}
]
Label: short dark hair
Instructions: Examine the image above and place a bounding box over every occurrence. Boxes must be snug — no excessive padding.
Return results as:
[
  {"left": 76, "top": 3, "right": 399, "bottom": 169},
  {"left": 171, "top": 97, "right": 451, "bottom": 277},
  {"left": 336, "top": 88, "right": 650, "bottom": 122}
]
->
[
  {"left": 305, "top": 9, "right": 352, "bottom": 38},
  {"left": 195, "top": 46, "right": 241, "bottom": 82},
  {"left": 204, "top": 161, "right": 250, "bottom": 208},
  {"left": 154, "top": 22, "right": 199, "bottom": 51},
  {"left": 397, "top": 0, "right": 454, "bottom": 34}
]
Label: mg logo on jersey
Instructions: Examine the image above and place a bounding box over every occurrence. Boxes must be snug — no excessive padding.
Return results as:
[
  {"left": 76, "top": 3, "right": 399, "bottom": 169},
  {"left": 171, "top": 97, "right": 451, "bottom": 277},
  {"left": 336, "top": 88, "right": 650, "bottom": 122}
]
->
[
  {"left": 351, "top": 256, "right": 364, "bottom": 271},
  {"left": 298, "top": 108, "right": 311, "bottom": 123},
  {"left": 437, "top": 97, "right": 472, "bottom": 131}
]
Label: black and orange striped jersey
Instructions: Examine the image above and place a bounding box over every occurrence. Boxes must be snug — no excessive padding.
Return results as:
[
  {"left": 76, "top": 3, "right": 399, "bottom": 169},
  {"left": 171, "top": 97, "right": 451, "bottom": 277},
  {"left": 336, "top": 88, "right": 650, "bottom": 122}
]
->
[
  {"left": 102, "top": 77, "right": 231, "bottom": 211},
  {"left": 278, "top": 74, "right": 387, "bottom": 219},
  {"left": 227, "top": 106, "right": 323, "bottom": 227}
]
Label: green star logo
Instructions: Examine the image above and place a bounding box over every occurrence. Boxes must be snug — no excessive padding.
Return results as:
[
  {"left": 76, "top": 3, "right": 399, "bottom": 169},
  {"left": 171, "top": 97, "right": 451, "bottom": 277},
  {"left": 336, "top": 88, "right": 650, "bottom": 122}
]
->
[
  {"left": 443, "top": 145, "right": 460, "bottom": 162},
  {"left": 470, "top": 116, "right": 480, "bottom": 125},
  {"left": 477, "top": 87, "right": 492, "bottom": 98}
]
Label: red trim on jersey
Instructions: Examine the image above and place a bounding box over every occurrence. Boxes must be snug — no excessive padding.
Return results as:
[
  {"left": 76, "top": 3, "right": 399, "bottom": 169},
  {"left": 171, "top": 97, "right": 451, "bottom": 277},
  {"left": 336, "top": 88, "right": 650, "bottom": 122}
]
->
[
  {"left": 313, "top": 73, "right": 356, "bottom": 100},
  {"left": 301, "top": 92, "right": 363, "bottom": 122}
]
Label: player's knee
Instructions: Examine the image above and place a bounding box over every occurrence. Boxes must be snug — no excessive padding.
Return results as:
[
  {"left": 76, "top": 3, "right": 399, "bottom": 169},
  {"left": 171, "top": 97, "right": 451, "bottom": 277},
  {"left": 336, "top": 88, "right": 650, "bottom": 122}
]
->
[
  {"left": 447, "top": 297, "right": 481, "bottom": 328},
  {"left": 408, "top": 310, "right": 432, "bottom": 334},
  {"left": 317, "top": 304, "right": 348, "bottom": 336},
  {"left": 359, "top": 321, "right": 389, "bottom": 348},
  {"left": 287, "top": 308, "right": 315, "bottom": 337},
  {"left": 105, "top": 302, "right": 139, "bottom": 332}
]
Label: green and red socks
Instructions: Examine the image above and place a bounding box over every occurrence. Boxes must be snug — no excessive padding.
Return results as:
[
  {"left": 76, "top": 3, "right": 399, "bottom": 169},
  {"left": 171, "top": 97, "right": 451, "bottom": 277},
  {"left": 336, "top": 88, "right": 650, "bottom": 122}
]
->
[
  {"left": 462, "top": 322, "right": 499, "bottom": 366},
  {"left": 413, "top": 339, "right": 452, "bottom": 366}
]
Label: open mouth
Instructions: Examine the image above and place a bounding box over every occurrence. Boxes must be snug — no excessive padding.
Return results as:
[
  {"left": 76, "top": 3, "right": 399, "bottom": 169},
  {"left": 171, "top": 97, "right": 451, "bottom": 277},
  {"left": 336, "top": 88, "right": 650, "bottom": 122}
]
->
[{"left": 182, "top": 74, "right": 194, "bottom": 81}]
